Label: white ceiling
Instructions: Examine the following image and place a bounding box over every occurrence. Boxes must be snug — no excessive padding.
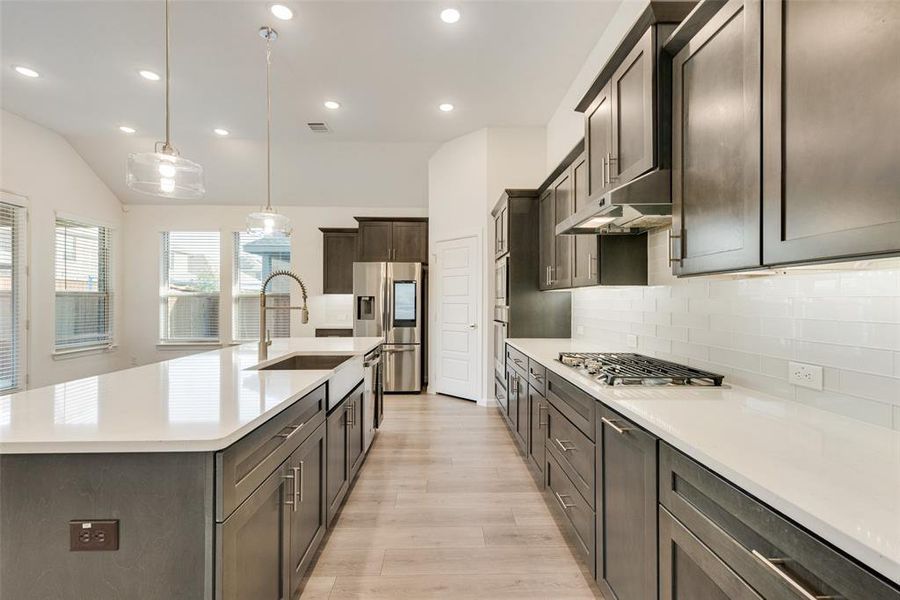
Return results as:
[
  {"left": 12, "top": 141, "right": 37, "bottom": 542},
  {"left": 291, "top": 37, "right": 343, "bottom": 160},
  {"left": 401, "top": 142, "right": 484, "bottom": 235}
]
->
[{"left": 1, "top": 0, "right": 619, "bottom": 207}]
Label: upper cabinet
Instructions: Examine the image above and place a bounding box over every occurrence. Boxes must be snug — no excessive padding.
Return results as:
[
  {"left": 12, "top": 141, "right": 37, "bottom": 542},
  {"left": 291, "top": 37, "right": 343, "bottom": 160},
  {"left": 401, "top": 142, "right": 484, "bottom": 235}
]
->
[
  {"left": 610, "top": 29, "right": 656, "bottom": 186},
  {"left": 540, "top": 148, "right": 648, "bottom": 291},
  {"left": 671, "top": 0, "right": 762, "bottom": 275},
  {"left": 320, "top": 228, "right": 357, "bottom": 294},
  {"left": 355, "top": 218, "right": 428, "bottom": 263},
  {"left": 494, "top": 201, "right": 509, "bottom": 259},
  {"left": 762, "top": 0, "right": 900, "bottom": 266}
]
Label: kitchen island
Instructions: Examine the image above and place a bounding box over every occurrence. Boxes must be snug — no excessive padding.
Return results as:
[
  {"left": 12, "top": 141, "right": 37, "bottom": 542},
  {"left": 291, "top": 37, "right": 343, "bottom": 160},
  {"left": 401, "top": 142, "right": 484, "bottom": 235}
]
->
[
  {"left": 503, "top": 338, "right": 900, "bottom": 599},
  {"left": 0, "top": 337, "right": 382, "bottom": 600}
]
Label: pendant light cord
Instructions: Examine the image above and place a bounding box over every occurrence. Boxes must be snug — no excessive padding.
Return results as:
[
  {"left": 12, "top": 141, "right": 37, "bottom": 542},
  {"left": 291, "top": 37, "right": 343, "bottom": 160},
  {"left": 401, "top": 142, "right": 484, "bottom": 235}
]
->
[
  {"left": 164, "top": 0, "right": 172, "bottom": 152},
  {"left": 265, "top": 32, "right": 273, "bottom": 212}
]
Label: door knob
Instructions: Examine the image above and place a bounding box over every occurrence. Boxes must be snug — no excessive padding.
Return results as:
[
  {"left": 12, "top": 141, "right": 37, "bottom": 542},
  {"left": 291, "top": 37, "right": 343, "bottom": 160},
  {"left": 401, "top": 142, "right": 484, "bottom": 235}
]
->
[{"left": 468, "top": 323, "right": 477, "bottom": 329}]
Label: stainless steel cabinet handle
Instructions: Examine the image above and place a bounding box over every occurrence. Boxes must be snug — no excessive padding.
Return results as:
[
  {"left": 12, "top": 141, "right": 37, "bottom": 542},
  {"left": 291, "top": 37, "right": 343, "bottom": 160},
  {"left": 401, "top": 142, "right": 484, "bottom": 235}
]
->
[
  {"left": 602, "top": 154, "right": 608, "bottom": 186},
  {"left": 751, "top": 550, "right": 833, "bottom": 600},
  {"left": 607, "top": 153, "right": 617, "bottom": 182},
  {"left": 538, "top": 403, "right": 547, "bottom": 427},
  {"left": 282, "top": 470, "right": 296, "bottom": 509},
  {"left": 601, "top": 416, "right": 633, "bottom": 435},
  {"left": 276, "top": 423, "right": 304, "bottom": 440},
  {"left": 554, "top": 438, "right": 575, "bottom": 452},
  {"left": 668, "top": 229, "right": 682, "bottom": 265},
  {"left": 554, "top": 492, "right": 575, "bottom": 510},
  {"left": 292, "top": 465, "right": 301, "bottom": 510}
]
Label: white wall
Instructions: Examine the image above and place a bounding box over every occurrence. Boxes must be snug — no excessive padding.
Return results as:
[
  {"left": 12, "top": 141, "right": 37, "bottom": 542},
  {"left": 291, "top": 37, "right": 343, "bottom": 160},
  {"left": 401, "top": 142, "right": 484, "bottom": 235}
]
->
[
  {"left": 545, "top": 0, "right": 648, "bottom": 173},
  {"left": 120, "top": 204, "right": 426, "bottom": 366},
  {"left": 0, "top": 110, "right": 127, "bottom": 388},
  {"left": 427, "top": 127, "right": 545, "bottom": 402}
]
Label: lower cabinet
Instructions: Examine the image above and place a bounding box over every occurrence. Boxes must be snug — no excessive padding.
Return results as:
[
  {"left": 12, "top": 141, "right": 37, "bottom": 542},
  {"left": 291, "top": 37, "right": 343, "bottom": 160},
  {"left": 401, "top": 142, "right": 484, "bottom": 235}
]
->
[
  {"left": 659, "top": 507, "right": 762, "bottom": 600},
  {"left": 494, "top": 376, "right": 508, "bottom": 414},
  {"left": 528, "top": 386, "right": 547, "bottom": 478},
  {"left": 347, "top": 387, "right": 365, "bottom": 477},
  {"left": 326, "top": 397, "right": 350, "bottom": 524},
  {"left": 596, "top": 405, "right": 658, "bottom": 600},
  {"left": 218, "top": 421, "right": 327, "bottom": 600},
  {"left": 546, "top": 449, "right": 595, "bottom": 569}
]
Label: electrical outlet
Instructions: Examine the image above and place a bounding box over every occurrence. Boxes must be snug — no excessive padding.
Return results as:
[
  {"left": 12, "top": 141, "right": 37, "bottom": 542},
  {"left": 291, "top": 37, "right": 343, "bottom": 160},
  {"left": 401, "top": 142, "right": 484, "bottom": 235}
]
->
[
  {"left": 788, "top": 361, "right": 823, "bottom": 391},
  {"left": 69, "top": 520, "right": 119, "bottom": 551},
  {"left": 626, "top": 334, "right": 638, "bottom": 348},
  {"left": 576, "top": 325, "right": 585, "bottom": 336}
]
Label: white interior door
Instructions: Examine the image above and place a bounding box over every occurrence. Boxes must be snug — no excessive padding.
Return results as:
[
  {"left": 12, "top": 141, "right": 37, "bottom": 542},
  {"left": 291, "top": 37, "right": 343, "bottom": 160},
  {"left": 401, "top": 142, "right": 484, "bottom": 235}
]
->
[{"left": 434, "top": 235, "right": 480, "bottom": 401}]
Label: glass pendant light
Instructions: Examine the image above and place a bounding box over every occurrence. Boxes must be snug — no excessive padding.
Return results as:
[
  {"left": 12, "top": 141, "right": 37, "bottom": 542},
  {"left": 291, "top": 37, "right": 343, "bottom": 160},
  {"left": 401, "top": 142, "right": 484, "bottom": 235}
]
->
[
  {"left": 247, "top": 26, "right": 292, "bottom": 237},
  {"left": 126, "top": 0, "right": 205, "bottom": 200}
]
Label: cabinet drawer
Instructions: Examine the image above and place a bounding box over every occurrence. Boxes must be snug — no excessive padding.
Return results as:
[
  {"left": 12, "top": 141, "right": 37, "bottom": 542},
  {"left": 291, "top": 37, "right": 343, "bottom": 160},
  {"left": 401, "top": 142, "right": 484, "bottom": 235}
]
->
[
  {"left": 545, "top": 402, "right": 594, "bottom": 508},
  {"left": 217, "top": 385, "right": 326, "bottom": 521},
  {"left": 506, "top": 344, "right": 528, "bottom": 377},
  {"left": 494, "top": 375, "right": 508, "bottom": 414},
  {"left": 660, "top": 443, "right": 900, "bottom": 600},
  {"left": 546, "top": 371, "right": 595, "bottom": 441},
  {"left": 527, "top": 359, "right": 546, "bottom": 396},
  {"left": 546, "top": 450, "right": 595, "bottom": 572}
]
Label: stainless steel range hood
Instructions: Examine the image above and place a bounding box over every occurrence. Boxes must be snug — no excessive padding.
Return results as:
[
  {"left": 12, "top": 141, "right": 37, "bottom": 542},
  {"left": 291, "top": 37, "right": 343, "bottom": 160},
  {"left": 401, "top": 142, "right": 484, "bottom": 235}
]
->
[{"left": 556, "top": 169, "right": 672, "bottom": 235}]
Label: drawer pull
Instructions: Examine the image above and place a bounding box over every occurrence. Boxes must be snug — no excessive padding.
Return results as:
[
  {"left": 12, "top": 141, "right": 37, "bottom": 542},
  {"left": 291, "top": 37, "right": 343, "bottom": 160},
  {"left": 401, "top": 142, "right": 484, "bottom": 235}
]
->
[
  {"left": 554, "top": 438, "right": 575, "bottom": 452},
  {"left": 297, "top": 462, "right": 304, "bottom": 504},
  {"left": 538, "top": 403, "right": 547, "bottom": 427},
  {"left": 751, "top": 550, "right": 837, "bottom": 600},
  {"left": 554, "top": 492, "right": 575, "bottom": 511},
  {"left": 282, "top": 470, "right": 296, "bottom": 511},
  {"left": 513, "top": 358, "right": 524, "bottom": 367},
  {"left": 276, "top": 423, "right": 305, "bottom": 440},
  {"left": 601, "top": 416, "right": 633, "bottom": 435}
]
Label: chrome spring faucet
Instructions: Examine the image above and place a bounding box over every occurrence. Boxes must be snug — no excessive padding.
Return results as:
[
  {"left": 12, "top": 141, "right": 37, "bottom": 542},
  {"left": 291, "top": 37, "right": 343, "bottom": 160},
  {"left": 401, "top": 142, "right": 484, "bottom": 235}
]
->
[{"left": 259, "top": 269, "right": 309, "bottom": 361}]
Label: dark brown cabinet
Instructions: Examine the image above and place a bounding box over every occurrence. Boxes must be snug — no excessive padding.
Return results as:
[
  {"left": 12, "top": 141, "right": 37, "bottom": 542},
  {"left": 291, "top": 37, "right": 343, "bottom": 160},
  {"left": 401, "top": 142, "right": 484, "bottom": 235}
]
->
[
  {"left": 671, "top": 0, "right": 762, "bottom": 275},
  {"left": 538, "top": 189, "right": 555, "bottom": 290},
  {"left": 347, "top": 389, "right": 365, "bottom": 476},
  {"left": 610, "top": 29, "right": 655, "bottom": 186},
  {"left": 571, "top": 153, "right": 598, "bottom": 287},
  {"left": 320, "top": 228, "right": 357, "bottom": 294},
  {"left": 596, "top": 405, "right": 658, "bottom": 600},
  {"left": 587, "top": 84, "right": 614, "bottom": 198},
  {"left": 356, "top": 218, "right": 428, "bottom": 263},
  {"left": 494, "top": 201, "right": 509, "bottom": 258},
  {"left": 659, "top": 507, "right": 762, "bottom": 600},
  {"left": 762, "top": 0, "right": 900, "bottom": 266},
  {"left": 287, "top": 423, "right": 326, "bottom": 598},
  {"left": 528, "top": 386, "right": 547, "bottom": 478},
  {"left": 552, "top": 170, "right": 574, "bottom": 289},
  {"left": 326, "top": 399, "right": 350, "bottom": 524}
]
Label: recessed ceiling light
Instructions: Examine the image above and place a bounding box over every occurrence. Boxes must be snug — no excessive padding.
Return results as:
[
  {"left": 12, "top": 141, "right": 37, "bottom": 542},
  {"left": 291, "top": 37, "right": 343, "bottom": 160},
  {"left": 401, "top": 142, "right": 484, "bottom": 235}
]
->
[
  {"left": 213, "top": 128, "right": 230, "bottom": 136},
  {"left": 439, "top": 103, "right": 454, "bottom": 112},
  {"left": 13, "top": 65, "right": 39, "bottom": 78},
  {"left": 323, "top": 100, "right": 341, "bottom": 110},
  {"left": 440, "top": 8, "right": 460, "bottom": 24},
  {"left": 138, "top": 69, "right": 160, "bottom": 81},
  {"left": 270, "top": 4, "right": 293, "bottom": 20},
  {"left": 119, "top": 126, "right": 136, "bottom": 134}
]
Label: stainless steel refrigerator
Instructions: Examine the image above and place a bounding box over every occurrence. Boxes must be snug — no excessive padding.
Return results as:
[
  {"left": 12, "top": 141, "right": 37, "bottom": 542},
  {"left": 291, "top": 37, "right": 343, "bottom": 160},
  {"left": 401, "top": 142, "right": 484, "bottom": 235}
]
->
[{"left": 353, "top": 262, "right": 422, "bottom": 392}]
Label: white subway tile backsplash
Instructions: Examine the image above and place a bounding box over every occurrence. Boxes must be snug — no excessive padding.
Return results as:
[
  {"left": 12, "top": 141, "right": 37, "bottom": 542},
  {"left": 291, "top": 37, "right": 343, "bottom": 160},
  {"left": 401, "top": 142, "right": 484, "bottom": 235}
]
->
[{"left": 572, "top": 240, "right": 900, "bottom": 428}]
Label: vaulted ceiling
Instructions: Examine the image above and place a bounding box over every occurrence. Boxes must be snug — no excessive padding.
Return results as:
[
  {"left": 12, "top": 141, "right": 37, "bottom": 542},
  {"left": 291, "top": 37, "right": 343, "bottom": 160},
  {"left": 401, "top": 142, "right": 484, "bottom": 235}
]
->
[{"left": 1, "top": 1, "right": 619, "bottom": 207}]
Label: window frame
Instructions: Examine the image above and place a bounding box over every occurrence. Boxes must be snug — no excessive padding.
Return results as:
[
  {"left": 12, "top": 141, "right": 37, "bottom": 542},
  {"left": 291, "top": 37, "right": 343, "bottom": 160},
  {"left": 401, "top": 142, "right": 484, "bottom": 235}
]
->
[
  {"left": 0, "top": 191, "right": 29, "bottom": 394},
  {"left": 232, "top": 231, "right": 292, "bottom": 342},
  {"left": 158, "top": 230, "right": 223, "bottom": 345},
  {"left": 52, "top": 212, "right": 114, "bottom": 355}
]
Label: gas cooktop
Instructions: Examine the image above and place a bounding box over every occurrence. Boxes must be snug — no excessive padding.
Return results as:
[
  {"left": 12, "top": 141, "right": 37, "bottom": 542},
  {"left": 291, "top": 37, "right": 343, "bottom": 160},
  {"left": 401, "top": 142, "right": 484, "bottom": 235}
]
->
[{"left": 558, "top": 352, "right": 724, "bottom": 387}]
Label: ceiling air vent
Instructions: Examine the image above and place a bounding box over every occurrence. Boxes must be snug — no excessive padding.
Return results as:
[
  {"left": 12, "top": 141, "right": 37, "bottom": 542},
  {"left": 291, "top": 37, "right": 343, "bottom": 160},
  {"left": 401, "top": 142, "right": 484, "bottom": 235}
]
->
[{"left": 307, "top": 122, "right": 330, "bottom": 133}]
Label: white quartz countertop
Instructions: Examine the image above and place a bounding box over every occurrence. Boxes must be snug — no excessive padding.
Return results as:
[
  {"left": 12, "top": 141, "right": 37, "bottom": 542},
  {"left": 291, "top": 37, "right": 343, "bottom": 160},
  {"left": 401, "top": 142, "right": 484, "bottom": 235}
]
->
[
  {"left": 508, "top": 338, "right": 900, "bottom": 587},
  {"left": 0, "top": 337, "right": 382, "bottom": 454}
]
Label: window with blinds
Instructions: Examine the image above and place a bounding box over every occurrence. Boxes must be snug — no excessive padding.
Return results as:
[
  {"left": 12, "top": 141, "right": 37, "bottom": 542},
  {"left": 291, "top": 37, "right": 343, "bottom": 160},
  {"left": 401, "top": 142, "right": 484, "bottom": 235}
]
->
[
  {"left": 54, "top": 217, "right": 113, "bottom": 352},
  {"left": 233, "top": 231, "right": 291, "bottom": 341},
  {"left": 0, "top": 201, "right": 26, "bottom": 392},
  {"left": 160, "top": 231, "right": 221, "bottom": 343}
]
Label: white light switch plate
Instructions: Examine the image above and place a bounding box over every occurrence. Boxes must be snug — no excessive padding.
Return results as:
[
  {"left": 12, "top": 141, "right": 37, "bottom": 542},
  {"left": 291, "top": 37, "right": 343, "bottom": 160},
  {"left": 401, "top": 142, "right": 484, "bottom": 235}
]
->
[{"left": 789, "top": 361, "right": 823, "bottom": 391}]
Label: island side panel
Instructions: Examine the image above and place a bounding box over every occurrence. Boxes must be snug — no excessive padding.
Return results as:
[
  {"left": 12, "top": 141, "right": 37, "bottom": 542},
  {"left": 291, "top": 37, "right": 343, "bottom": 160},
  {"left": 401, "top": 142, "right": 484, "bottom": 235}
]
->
[{"left": 0, "top": 452, "right": 215, "bottom": 600}]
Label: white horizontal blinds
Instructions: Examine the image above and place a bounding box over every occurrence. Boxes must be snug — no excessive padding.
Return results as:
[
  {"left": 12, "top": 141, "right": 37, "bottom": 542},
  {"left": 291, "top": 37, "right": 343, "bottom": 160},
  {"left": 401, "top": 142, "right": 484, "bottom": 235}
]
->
[
  {"left": 54, "top": 218, "right": 113, "bottom": 351},
  {"left": 0, "top": 202, "right": 25, "bottom": 392},
  {"left": 233, "top": 231, "right": 291, "bottom": 341},
  {"left": 160, "top": 231, "right": 221, "bottom": 342}
]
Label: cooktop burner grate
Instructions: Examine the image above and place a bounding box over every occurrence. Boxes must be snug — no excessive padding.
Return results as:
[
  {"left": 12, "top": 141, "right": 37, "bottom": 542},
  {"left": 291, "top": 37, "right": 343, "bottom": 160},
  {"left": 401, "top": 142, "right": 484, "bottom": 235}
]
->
[{"left": 558, "top": 352, "right": 724, "bottom": 386}]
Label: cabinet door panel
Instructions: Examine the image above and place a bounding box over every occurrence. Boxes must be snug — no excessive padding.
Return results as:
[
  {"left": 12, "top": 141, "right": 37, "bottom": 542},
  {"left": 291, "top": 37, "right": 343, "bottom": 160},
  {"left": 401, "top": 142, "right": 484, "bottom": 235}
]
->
[
  {"left": 219, "top": 464, "right": 289, "bottom": 600},
  {"left": 528, "top": 387, "right": 546, "bottom": 479},
  {"left": 611, "top": 28, "right": 655, "bottom": 185},
  {"left": 659, "top": 508, "right": 762, "bottom": 600},
  {"left": 673, "top": 0, "right": 761, "bottom": 275},
  {"left": 571, "top": 153, "right": 599, "bottom": 287},
  {"left": 288, "top": 423, "right": 326, "bottom": 595},
  {"left": 553, "top": 171, "right": 573, "bottom": 289},
  {"left": 326, "top": 404, "right": 349, "bottom": 522},
  {"left": 392, "top": 221, "right": 427, "bottom": 262},
  {"left": 587, "top": 84, "right": 613, "bottom": 197},
  {"left": 322, "top": 232, "right": 357, "bottom": 293},
  {"left": 348, "top": 391, "right": 365, "bottom": 475},
  {"left": 763, "top": 0, "right": 900, "bottom": 265},
  {"left": 538, "top": 190, "right": 554, "bottom": 291},
  {"left": 597, "top": 406, "right": 657, "bottom": 600},
  {"left": 357, "top": 222, "right": 392, "bottom": 262}
]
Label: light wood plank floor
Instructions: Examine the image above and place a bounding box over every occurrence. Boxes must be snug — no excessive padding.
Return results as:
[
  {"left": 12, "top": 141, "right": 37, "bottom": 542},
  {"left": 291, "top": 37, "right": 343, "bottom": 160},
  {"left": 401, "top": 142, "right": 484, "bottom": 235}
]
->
[{"left": 301, "top": 393, "right": 603, "bottom": 599}]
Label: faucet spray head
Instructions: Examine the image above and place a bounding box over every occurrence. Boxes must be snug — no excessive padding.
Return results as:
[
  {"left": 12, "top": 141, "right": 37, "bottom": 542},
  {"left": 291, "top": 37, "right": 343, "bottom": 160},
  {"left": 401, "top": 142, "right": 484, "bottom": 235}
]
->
[{"left": 301, "top": 304, "right": 309, "bottom": 324}]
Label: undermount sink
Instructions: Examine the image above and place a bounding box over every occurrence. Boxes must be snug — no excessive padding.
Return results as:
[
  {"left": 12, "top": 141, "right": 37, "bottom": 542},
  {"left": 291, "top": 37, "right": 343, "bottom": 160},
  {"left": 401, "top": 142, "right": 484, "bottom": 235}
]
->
[{"left": 257, "top": 354, "right": 351, "bottom": 371}]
